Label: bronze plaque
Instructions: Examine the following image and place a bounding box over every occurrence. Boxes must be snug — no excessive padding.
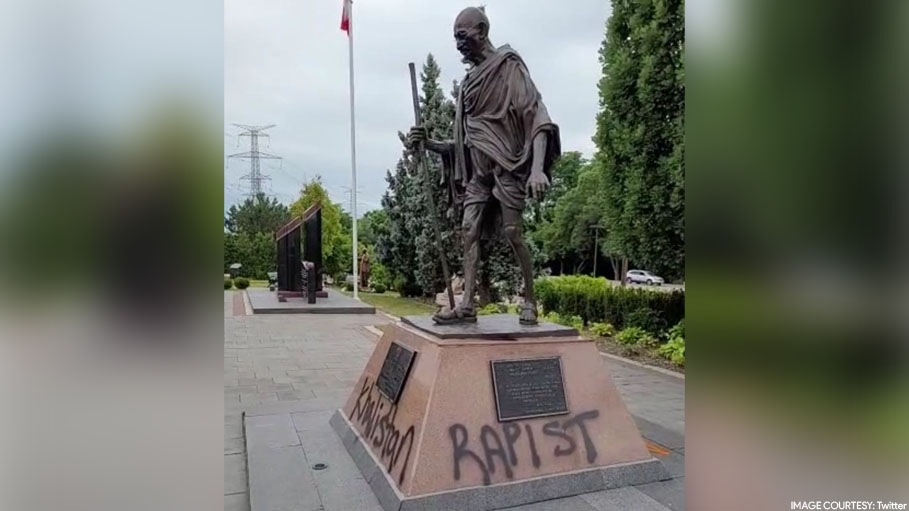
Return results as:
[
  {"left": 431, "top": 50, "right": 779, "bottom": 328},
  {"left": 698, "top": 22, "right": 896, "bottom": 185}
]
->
[
  {"left": 376, "top": 342, "right": 416, "bottom": 404},
  {"left": 491, "top": 357, "right": 569, "bottom": 422}
]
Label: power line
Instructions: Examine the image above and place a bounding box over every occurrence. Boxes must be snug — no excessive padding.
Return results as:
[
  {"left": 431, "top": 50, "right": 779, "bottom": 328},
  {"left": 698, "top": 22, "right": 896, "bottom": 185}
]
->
[{"left": 227, "top": 124, "right": 281, "bottom": 197}]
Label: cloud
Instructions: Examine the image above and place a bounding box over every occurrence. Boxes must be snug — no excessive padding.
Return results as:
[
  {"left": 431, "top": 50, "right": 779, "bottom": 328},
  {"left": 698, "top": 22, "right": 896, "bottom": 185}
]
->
[{"left": 225, "top": 0, "right": 611, "bottom": 213}]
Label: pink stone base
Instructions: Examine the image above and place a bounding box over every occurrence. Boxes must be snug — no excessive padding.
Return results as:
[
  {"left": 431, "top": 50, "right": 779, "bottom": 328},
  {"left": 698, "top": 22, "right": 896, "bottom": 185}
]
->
[{"left": 339, "top": 321, "right": 657, "bottom": 500}]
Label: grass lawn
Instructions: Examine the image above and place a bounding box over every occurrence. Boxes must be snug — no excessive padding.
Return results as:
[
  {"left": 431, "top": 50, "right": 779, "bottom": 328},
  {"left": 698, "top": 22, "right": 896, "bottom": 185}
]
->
[
  {"left": 337, "top": 287, "right": 436, "bottom": 317},
  {"left": 224, "top": 278, "right": 269, "bottom": 288}
]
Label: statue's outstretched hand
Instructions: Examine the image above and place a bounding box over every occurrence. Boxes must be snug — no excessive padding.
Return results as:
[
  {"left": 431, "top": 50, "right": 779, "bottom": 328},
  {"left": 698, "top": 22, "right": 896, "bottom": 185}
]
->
[{"left": 526, "top": 171, "right": 550, "bottom": 201}]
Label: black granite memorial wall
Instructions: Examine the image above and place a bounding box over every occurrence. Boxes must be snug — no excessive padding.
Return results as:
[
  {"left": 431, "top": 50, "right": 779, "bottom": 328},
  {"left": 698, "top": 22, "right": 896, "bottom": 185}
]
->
[{"left": 275, "top": 202, "right": 323, "bottom": 296}]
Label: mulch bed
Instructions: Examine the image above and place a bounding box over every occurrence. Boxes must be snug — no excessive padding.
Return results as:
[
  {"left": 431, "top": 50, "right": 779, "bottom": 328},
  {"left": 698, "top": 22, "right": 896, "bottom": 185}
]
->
[{"left": 590, "top": 335, "right": 684, "bottom": 375}]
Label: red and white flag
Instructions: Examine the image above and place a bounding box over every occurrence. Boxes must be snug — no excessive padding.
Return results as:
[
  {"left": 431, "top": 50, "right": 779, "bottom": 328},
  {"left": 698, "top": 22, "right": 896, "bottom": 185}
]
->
[{"left": 340, "top": 0, "right": 351, "bottom": 34}]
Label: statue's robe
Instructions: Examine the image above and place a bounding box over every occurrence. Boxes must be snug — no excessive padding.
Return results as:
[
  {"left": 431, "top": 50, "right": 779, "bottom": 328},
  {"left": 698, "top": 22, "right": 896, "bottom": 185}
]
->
[{"left": 440, "top": 45, "right": 560, "bottom": 238}]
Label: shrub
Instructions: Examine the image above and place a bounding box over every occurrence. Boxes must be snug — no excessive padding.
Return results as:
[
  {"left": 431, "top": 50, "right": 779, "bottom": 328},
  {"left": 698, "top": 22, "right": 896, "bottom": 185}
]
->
[
  {"left": 667, "top": 319, "right": 684, "bottom": 340},
  {"left": 659, "top": 336, "right": 685, "bottom": 366},
  {"left": 478, "top": 303, "right": 507, "bottom": 315},
  {"left": 534, "top": 275, "right": 683, "bottom": 330},
  {"left": 372, "top": 283, "right": 387, "bottom": 294},
  {"left": 234, "top": 277, "right": 249, "bottom": 290},
  {"left": 224, "top": 279, "right": 233, "bottom": 290},
  {"left": 589, "top": 322, "right": 616, "bottom": 337},
  {"left": 344, "top": 282, "right": 354, "bottom": 292},
  {"left": 370, "top": 262, "right": 391, "bottom": 289},
  {"left": 541, "top": 311, "right": 582, "bottom": 329},
  {"left": 638, "top": 333, "right": 660, "bottom": 348},
  {"left": 615, "top": 326, "right": 657, "bottom": 347},
  {"left": 625, "top": 308, "right": 667, "bottom": 334},
  {"left": 393, "top": 275, "right": 423, "bottom": 297},
  {"left": 562, "top": 314, "right": 584, "bottom": 329}
]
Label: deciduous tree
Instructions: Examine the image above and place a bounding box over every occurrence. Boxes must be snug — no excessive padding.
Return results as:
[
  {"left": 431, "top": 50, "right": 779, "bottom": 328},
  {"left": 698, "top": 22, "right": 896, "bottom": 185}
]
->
[
  {"left": 289, "top": 176, "right": 350, "bottom": 279},
  {"left": 594, "top": 0, "right": 684, "bottom": 279}
]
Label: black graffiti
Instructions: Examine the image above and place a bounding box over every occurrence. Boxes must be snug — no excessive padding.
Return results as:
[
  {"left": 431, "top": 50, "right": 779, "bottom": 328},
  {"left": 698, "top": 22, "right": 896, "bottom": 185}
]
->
[
  {"left": 448, "top": 410, "right": 600, "bottom": 486},
  {"left": 502, "top": 422, "right": 521, "bottom": 466},
  {"left": 450, "top": 423, "right": 490, "bottom": 485},
  {"left": 543, "top": 419, "right": 576, "bottom": 456},
  {"left": 563, "top": 410, "right": 599, "bottom": 463},
  {"left": 524, "top": 424, "right": 541, "bottom": 468},
  {"left": 351, "top": 377, "right": 415, "bottom": 485},
  {"left": 480, "top": 425, "right": 513, "bottom": 479}
]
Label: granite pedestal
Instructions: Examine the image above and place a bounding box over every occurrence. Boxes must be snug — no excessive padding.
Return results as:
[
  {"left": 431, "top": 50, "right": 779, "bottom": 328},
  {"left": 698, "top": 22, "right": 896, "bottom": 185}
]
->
[{"left": 330, "top": 315, "right": 669, "bottom": 511}]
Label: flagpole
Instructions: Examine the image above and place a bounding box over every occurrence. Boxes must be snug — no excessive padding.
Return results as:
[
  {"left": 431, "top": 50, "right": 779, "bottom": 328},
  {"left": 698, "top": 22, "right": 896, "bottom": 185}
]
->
[{"left": 347, "top": 0, "right": 359, "bottom": 300}]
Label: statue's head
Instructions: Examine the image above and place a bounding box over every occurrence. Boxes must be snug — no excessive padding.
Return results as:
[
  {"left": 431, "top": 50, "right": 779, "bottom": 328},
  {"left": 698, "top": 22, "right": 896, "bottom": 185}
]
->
[{"left": 454, "top": 6, "right": 490, "bottom": 64}]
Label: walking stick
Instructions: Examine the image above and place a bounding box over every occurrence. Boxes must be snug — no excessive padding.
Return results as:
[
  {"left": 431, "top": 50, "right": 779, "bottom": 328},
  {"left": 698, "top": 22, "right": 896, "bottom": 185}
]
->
[{"left": 408, "top": 62, "right": 456, "bottom": 311}]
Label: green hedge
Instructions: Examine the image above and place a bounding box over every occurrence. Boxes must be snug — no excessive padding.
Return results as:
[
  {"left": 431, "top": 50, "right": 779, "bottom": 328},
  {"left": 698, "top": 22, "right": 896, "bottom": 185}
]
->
[{"left": 535, "top": 275, "right": 683, "bottom": 331}]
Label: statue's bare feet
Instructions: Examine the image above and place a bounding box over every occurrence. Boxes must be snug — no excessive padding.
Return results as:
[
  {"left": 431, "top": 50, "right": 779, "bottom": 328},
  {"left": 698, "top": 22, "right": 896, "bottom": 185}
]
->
[
  {"left": 432, "top": 305, "right": 477, "bottom": 324},
  {"left": 519, "top": 302, "right": 538, "bottom": 325}
]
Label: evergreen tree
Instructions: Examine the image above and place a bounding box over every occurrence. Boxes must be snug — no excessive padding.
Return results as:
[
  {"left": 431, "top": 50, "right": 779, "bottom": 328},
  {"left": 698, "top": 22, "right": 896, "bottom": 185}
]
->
[
  {"left": 377, "top": 157, "right": 423, "bottom": 296},
  {"left": 223, "top": 231, "right": 275, "bottom": 279},
  {"left": 376, "top": 54, "right": 462, "bottom": 297},
  {"left": 224, "top": 193, "right": 290, "bottom": 235},
  {"left": 223, "top": 193, "right": 290, "bottom": 279},
  {"left": 594, "top": 0, "right": 685, "bottom": 279},
  {"left": 412, "top": 54, "right": 462, "bottom": 294}
]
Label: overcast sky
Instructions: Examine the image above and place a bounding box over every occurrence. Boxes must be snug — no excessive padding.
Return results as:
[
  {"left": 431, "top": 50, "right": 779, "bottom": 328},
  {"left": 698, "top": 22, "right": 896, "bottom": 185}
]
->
[{"left": 225, "top": 0, "right": 611, "bottom": 214}]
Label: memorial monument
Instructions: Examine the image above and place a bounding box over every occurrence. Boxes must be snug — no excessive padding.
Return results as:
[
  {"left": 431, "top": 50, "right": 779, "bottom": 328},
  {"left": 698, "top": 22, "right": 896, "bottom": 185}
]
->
[
  {"left": 275, "top": 202, "right": 326, "bottom": 302},
  {"left": 331, "top": 7, "right": 668, "bottom": 510}
]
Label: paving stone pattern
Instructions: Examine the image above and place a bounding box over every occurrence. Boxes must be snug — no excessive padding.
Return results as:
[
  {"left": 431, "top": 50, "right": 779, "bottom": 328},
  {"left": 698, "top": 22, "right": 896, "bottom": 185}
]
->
[
  {"left": 609, "top": 359, "right": 685, "bottom": 435},
  {"left": 225, "top": 291, "right": 381, "bottom": 511},
  {"left": 224, "top": 291, "right": 685, "bottom": 511}
]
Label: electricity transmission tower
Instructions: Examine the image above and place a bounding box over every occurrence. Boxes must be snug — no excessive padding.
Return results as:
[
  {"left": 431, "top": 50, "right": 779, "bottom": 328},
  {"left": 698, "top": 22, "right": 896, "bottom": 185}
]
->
[{"left": 228, "top": 124, "right": 282, "bottom": 197}]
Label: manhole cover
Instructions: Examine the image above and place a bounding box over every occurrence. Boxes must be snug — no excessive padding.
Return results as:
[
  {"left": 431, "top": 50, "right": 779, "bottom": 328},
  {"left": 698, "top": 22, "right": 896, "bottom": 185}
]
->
[{"left": 312, "top": 463, "right": 327, "bottom": 471}]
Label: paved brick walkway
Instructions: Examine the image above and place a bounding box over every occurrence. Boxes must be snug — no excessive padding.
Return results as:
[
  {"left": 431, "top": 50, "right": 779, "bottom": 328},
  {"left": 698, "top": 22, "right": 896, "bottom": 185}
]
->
[
  {"left": 225, "top": 291, "right": 387, "bottom": 511},
  {"left": 224, "top": 291, "right": 685, "bottom": 511},
  {"left": 609, "top": 359, "right": 685, "bottom": 433}
]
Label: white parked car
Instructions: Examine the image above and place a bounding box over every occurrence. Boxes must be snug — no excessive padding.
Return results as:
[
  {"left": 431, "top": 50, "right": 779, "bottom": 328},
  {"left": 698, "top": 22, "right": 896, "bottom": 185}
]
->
[{"left": 625, "top": 270, "right": 664, "bottom": 286}]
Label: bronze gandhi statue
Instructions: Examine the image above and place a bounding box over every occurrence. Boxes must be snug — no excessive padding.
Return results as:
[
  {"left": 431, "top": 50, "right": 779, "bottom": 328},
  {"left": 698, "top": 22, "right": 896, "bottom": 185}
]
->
[{"left": 407, "top": 6, "right": 561, "bottom": 325}]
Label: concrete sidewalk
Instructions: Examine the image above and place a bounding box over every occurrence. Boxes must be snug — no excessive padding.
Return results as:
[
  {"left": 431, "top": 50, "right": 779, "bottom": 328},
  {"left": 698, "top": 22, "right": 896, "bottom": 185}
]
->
[{"left": 224, "top": 291, "right": 685, "bottom": 511}]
